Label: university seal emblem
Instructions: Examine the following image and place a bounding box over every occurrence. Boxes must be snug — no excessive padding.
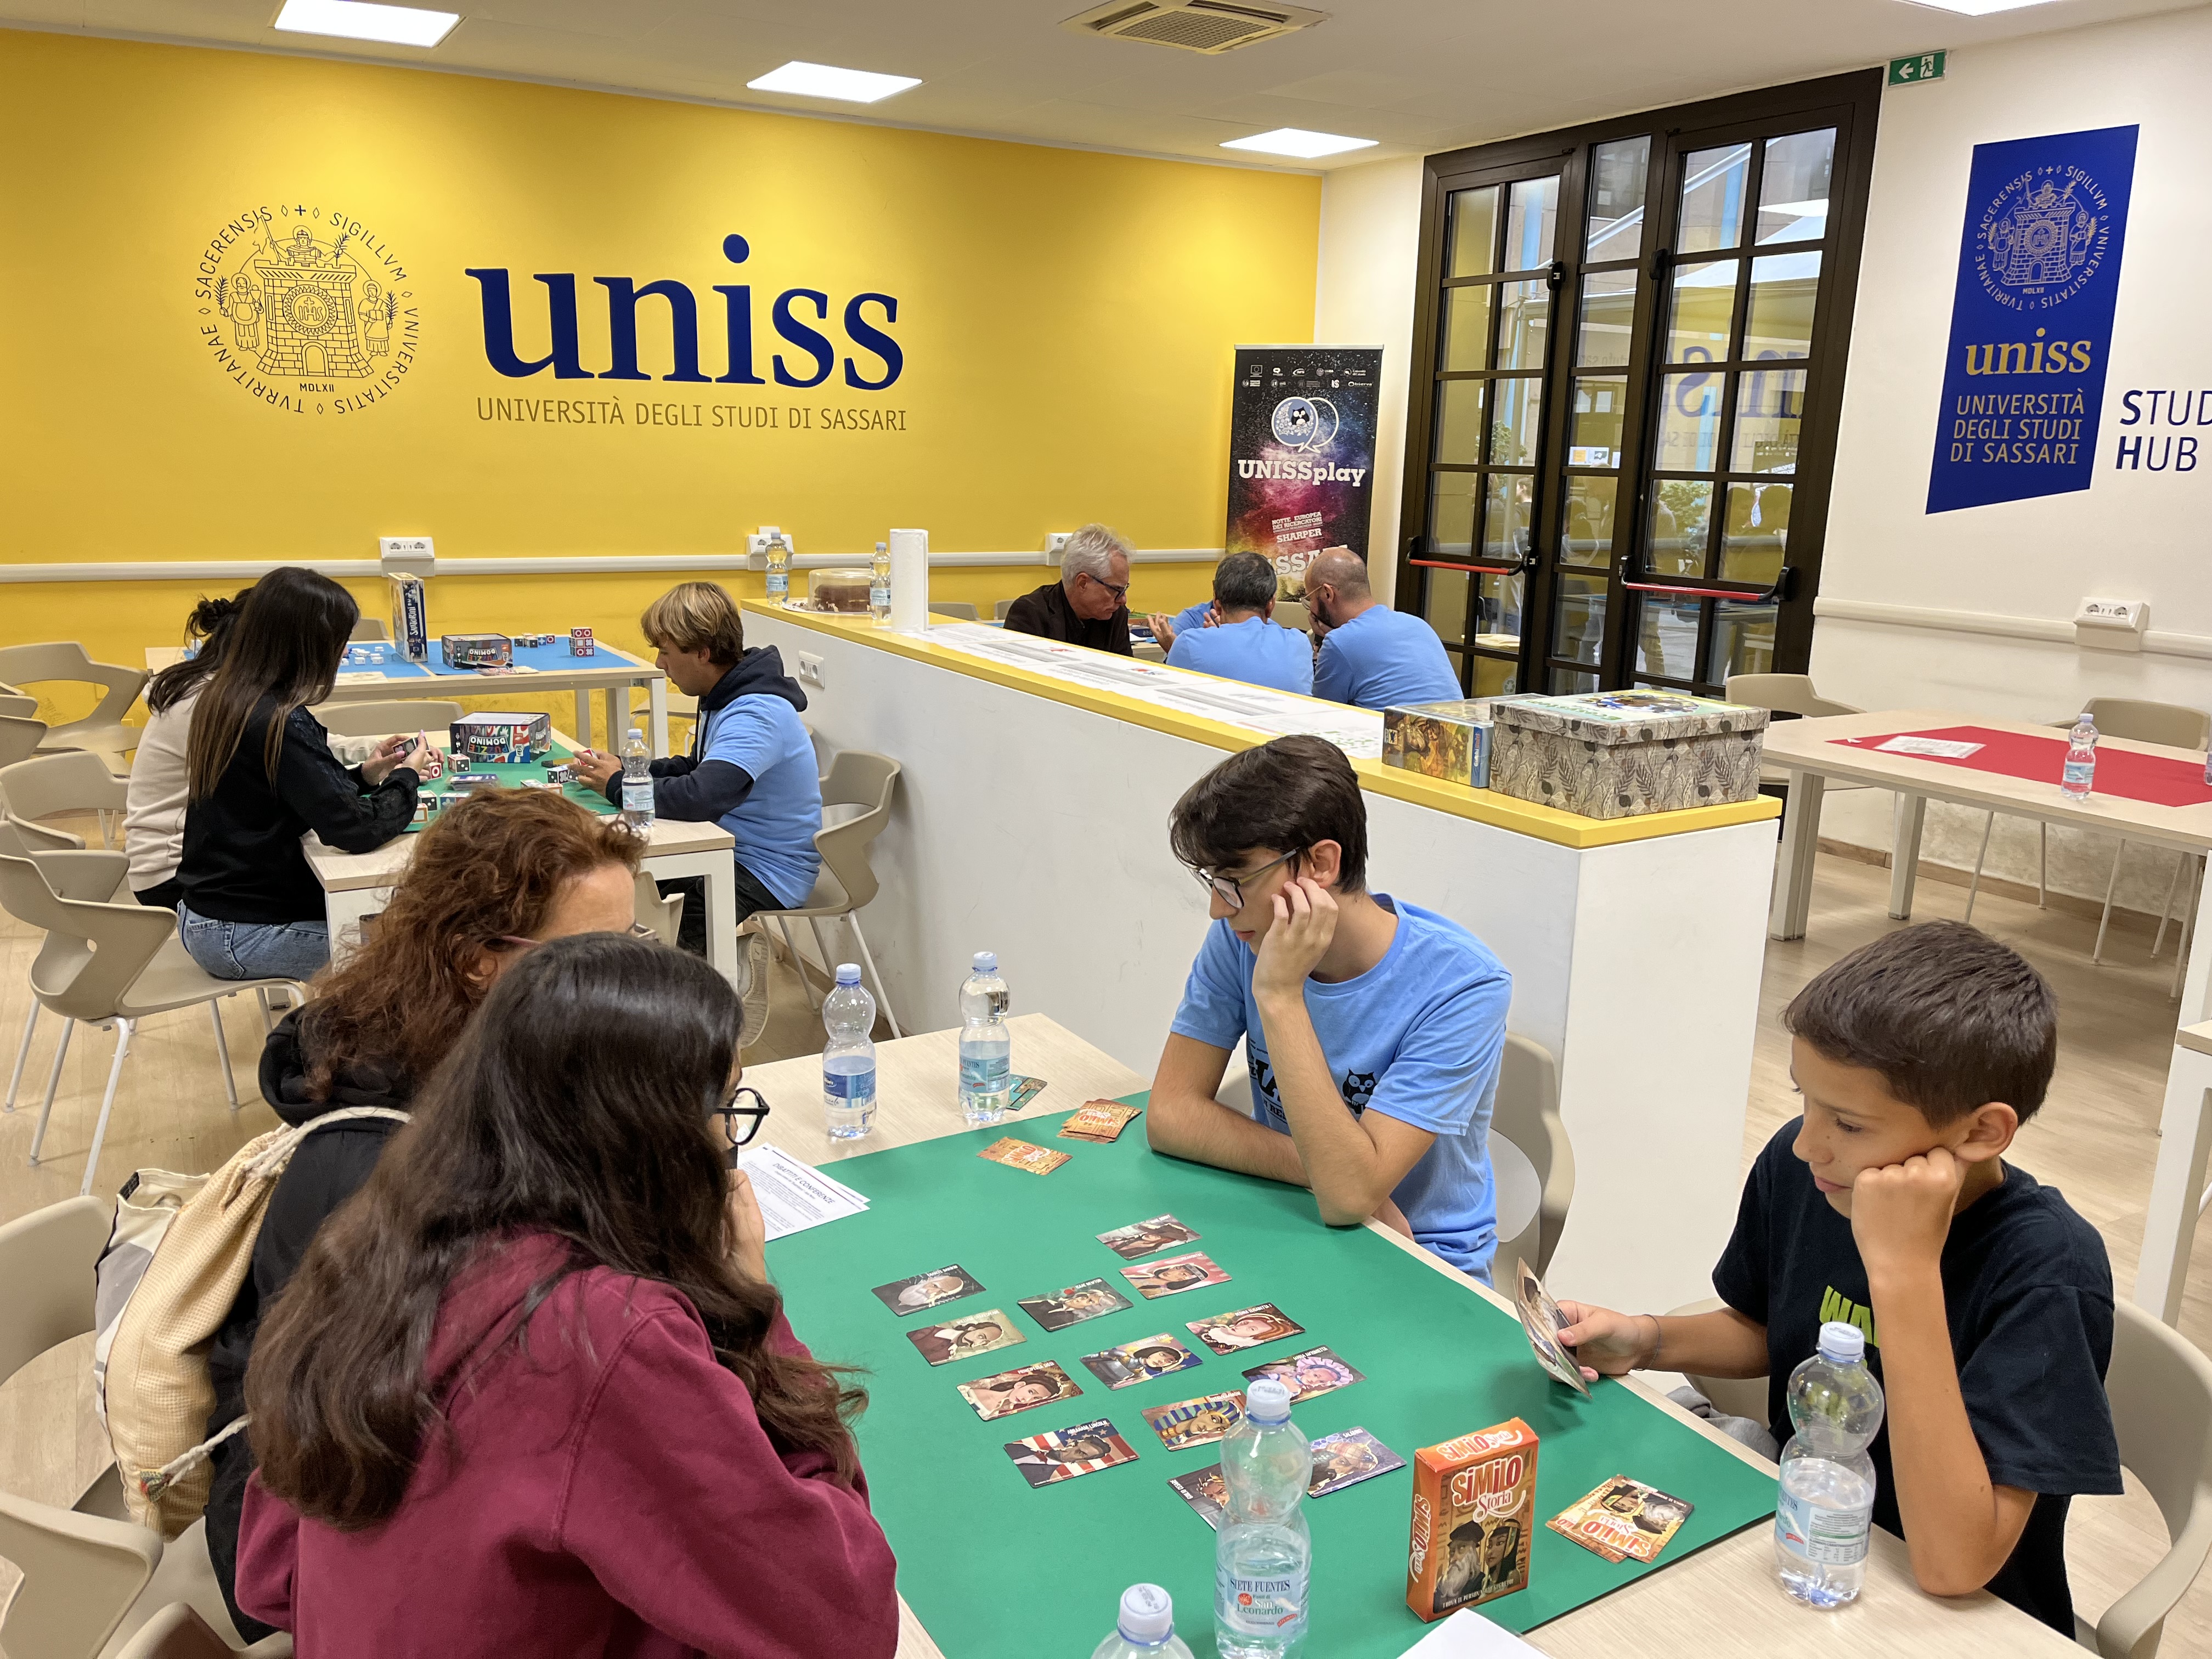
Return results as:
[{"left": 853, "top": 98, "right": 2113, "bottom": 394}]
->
[
  {"left": 193, "top": 205, "right": 420, "bottom": 414},
  {"left": 1973, "top": 165, "right": 2111, "bottom": 312}
]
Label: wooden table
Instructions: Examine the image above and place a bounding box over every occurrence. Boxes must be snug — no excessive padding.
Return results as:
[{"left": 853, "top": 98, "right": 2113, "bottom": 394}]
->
[
  {"left": 1761, "top": 709, "right": 2212, "bottom": 1328},
  {"left": 303, "top": 730, "right": 741, "bottom": 984},
  {"left": 145, "top": 641, "right": 672, "bottom": 756},
  {"left": 741, "top": 1014, "right": 2075, "bottom": 1657}
]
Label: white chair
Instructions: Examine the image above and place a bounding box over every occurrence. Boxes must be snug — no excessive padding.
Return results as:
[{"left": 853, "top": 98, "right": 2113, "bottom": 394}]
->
[
  {"left": 751, "top": 751, "right": 904, "bottom": 1039},
  {"left": 1487, "top": 1035, "right": 1574, "bottom": 1279},
  {"left": 0, "top": 644, "right": 149, "bottom": 776},
  {"left": 994, "top": 599, "right": 1015, "bottom": 621},
  {"left": 2, "top": 749, "right": 132, "bottom": 852},
  {"left": 929, "top": 601, "right": 979, "bottom": 621},
  {"left": 1725, "top": 672, "right": 1867, "bottom": 792},
  {"left": 1662, "top": 1295, "right": 1771, "bottom": 1424},
  {"left": 0, "top": 853, "right": 304, "bottom": 1195},
  {"left": 306, "top": 698, "right": 463, "bottom": 739},
  {"left": 348, "top": 617, "right": 390, "bottom": 642},
  {"left": 110, "top": 1599, "right": 292, "bottom": 1658}
]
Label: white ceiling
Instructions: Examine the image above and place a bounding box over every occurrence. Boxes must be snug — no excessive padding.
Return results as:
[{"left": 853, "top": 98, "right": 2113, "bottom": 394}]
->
[{"left": 2, "top": 0, "right": 2198, "bottom": 170}]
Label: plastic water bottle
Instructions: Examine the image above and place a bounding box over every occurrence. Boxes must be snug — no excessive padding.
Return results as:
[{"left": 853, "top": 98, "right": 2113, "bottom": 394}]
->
[
  {"left": 872, "top": 540, "right": 893, "bottom": 628},
  {"left": 822, "top": 964, "right": 877, "bottom": 1140},
  {"left": 620, "top": 729, "right": 654, "bottom": 830},
  {"left": 2061, "top": 712, "right": 2098, "bottom": 800},
  {"left": 1091, "top": 1584, "right": 1195, "bottom": 1659},
  {"left": 957, "top": 951, "right": 1011, "bottom": 1125},
  {"left": 1774, "top": 1320, "right": 1885, "bottom": 1609},
  {"left": 1215, "top": 1378, "right": 1311, "bottom": 1657},
  {"left": 765, "top": 533, "right": 791, "bottom": 606}
]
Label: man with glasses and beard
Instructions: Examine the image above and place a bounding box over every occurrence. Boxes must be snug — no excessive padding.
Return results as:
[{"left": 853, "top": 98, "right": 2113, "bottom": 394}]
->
[
  {"left": 1002, "top": 522, "right": 1135, "bottom": 654},
  {"left": 1140, "top": 736, "right": 1512, "bottom": 1282}
]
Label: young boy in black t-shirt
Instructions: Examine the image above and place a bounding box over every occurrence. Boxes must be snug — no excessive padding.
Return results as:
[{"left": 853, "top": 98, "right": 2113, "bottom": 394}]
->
[{"left": 1556, "top": 920, "right": 2121, "bottom": 1633}]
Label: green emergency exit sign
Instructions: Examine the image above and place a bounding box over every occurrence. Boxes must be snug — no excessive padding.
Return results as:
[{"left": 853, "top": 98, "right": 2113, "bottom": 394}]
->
[{"left": 1888, "top": 51, "right": 1946, "bottom": 85}]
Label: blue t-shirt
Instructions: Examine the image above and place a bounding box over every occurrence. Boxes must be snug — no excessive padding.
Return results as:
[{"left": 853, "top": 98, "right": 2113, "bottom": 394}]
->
[
  {"left": 1167, "top": 601, "right": 1214, "bottom": 638},
  {"left": 697, "top": 696, "right": 822, "bottom": 908},
  {"left": 1166, "top": 615, "right": 1314, "bottom": 697},
  {"left": 1169, "top": 895, "right": 1511, "bottom": 1278},
  {"left": 1312, "top": 605, "right": 1460, "bottom": 710}
]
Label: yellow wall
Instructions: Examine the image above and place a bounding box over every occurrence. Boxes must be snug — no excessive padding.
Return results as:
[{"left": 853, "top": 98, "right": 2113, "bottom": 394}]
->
[{"left": 0, "top": 30, "right": 1313, "bottom": 696}]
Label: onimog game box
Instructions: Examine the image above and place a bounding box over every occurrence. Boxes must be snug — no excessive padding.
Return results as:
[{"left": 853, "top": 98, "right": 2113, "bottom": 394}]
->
[
  {"left": 1406, "top": 1418, "right": 1538, "bottom": 1621},
  {"left": 449, "top": 712, "right": 552, "bottom": 765}
]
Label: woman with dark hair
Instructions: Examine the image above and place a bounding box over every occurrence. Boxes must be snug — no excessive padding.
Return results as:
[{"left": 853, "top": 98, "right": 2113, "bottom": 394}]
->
[
  {"left": 236, "top": 934, "right": 899, "bottom": 1656},
  {"left": 178, "top": 566, "right": 430, "bottom": 980},
  {"left": 124, "top": 590, "right": 248, "bottom": 909},
  {"left": 200, "top": 789, "right": 644, "bottom": 1641}
]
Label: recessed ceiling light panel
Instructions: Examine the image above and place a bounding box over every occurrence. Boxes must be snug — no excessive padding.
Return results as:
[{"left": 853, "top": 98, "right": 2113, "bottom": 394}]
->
[
  {"left": 746, "top": 61, "right": 921, "bottom": 104},
  {"left": 273, "top": 0, "right": 460, "bottom": 48},
  {"left": 1904, "top": 0, "right": 2060, "bottom": 13},
  {"left": 1222, "top": 127, "right": 1378, "bottom": 159}
]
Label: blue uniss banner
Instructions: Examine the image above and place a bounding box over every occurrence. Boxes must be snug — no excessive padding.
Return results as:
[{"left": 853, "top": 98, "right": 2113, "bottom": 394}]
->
[{"left": 1926, "top": 124, "right": 2137, "bottom": 514}]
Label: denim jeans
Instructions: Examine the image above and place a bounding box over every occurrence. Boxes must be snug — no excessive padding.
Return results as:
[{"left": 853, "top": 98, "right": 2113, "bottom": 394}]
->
[{"left": 177, "top": 905, "right": 331, "bottom": 982}]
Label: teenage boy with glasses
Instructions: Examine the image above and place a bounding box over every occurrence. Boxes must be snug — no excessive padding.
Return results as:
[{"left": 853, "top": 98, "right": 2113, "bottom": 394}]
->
[{"left": 1144, "top": 735, "right": 1513, "bottom": 1279}]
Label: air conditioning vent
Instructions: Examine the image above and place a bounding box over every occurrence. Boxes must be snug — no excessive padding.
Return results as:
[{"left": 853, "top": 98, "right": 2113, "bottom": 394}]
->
[{"left": 1062, "top": 0, "right": 1327, "bottom": 54}]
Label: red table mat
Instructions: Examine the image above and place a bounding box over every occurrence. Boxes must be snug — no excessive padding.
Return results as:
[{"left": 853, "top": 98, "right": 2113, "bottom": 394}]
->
[{"left": 1829, "top": 725, "right": 2212, "bottom": 809}]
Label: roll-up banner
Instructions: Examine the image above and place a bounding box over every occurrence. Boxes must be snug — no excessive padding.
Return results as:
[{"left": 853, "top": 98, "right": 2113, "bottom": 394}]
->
[
  {"left": 1926, "top": 124, "right": 2138, "bottom": 514},
  {"left": 1224, "top": 345, "right": 1383, "bottom": 590}
]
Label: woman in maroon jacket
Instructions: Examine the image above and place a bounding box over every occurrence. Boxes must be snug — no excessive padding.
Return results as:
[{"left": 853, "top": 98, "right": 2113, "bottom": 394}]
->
[{"left": 237, "top": 933, "right": 898, "bottom": 1657}]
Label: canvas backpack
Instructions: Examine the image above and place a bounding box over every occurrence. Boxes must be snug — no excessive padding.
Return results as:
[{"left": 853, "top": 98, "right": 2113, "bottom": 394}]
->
[{"left": 91, "top": 1106, "right": 409, "bottom": 1536}]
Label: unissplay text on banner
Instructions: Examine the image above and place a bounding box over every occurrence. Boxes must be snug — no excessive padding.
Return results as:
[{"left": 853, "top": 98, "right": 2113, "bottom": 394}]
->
[
  {"left": 1224, "top": 346, "right": 1382, "bottom": 586},
  {"left": 1926, "top": 124, "right": 2138, "bottom": 514}
]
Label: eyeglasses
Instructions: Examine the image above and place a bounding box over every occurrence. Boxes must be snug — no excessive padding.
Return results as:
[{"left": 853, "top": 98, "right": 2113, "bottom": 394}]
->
[
  {"left": 1187, "top": 848, "right": 1301, "bottom": 909},
  {"left": 714, "top": 1085, "right": 771, "bottom": 1169},
  {"left": 1078, "top": 571, "right": 1131, "bottom": 602}
]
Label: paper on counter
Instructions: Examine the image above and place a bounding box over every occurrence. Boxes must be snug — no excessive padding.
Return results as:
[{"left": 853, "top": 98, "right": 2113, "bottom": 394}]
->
[
  {"left": 1875, "top": 735, "right": 1984, "bottom": 759},
  {"left": 738, "top": 1143, "right": 870, "bottom": 1241},
  {"left": 1397, "top": 1609, "right": 1544, "bottom": 1657}
]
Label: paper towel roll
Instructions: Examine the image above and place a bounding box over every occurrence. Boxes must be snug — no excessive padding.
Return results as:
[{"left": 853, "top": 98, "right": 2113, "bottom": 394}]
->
[{"left": 887, "top": 527, "right": 929, "bottom": 633}]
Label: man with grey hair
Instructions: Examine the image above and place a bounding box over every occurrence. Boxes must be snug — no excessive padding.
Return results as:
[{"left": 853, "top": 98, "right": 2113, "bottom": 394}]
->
[
  {"left": 1002, "top": 522, "right": 1133, "bottom": 654},
  {"left": 1160, "top": 552, "right": 1312, "bottom": 695}
]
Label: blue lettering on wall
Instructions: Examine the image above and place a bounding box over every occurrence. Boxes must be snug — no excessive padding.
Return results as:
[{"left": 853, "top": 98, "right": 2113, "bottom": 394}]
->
[
  {"left": 1926, "top": 125, "right": 2137, "bottom": 513},
  {"left": 466, "top": 235, "right": 902, "bottom": 389}
]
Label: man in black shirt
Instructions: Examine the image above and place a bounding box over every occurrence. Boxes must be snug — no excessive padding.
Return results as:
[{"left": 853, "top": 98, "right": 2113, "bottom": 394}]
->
[
  {"left": 1555, "top": 921, "right": 2121, "bottom": 1634},
  {"left": 1002, "top": 522, "right": 1133, "bottom": 654}
]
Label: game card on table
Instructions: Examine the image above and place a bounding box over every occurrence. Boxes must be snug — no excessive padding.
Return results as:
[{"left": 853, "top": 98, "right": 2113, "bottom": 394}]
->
[
  {"left": 1184, "top": 1302, "right": 1305, "bottom": 1355},
  {"left": 1120, "top": 1250, "right": 1230, "bottom": 1300},
  {"left": 1239, "top": 1345, "right": 1363, "bottom": 1402},
  {"left": 906, "top": 1309, "right": 1024, "bottom": 1367},
  {"left": 1017, "top": 1277, "right": 1135, "bottom": 1331},
  {"left": 1548, "top": 1475, "right": 1695, "bottom": 1564},
  {"left": 1306, "top": 1428, "right": 1405, "bottom": 1496},
  {"left": 1058, "top": 1102, "right": 1142, "bottom": 1143},
  {"left": 977, "top": 1137, "right": 1070, "bottom": 1176},
  {"left": 1139, "top": 1390, "right": 1246, "bottom": 1451},
  {"left": 870, "top": 1265, "right": 985, "bottom": 1316},
  {"left": 956, "top": 1361, "right": 1085, "bottom": 1423},
  {"left": 1096, "top": 1214, "right": 1200, "bottom": 1260},
  {"left": 1002, "top": 1418, "right": 1141, "bottom": 1488},
  {"left": 1077, "top": 1333, "right": 1205, "bottom": 1389}
]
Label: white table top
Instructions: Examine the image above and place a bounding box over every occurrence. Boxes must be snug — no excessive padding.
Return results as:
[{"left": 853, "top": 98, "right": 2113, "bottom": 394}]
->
[
  {"left": 1763, "top": 708, "right": 2212, "bottom": 854},
  {"left": 740, "top": 1015, "right": 2074, "bottom": 1659}
]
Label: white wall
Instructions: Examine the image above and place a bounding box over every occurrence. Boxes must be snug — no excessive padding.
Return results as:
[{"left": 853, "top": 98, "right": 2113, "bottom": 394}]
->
[
  {"left": 1813, "top": 8, "right": 2212, "bottom": 909},
  {"left": 1317, "top": 155, "right": 1424, "bottom": 606}
]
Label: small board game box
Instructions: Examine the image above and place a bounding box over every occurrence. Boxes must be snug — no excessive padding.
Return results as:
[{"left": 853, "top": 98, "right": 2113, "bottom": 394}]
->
[
  {"left": 1406, "top": 1418, "right": 1538, "bottom": 1622},
  {"left": 1382, "top": 700, "right": 1493, "bottom": 789},
  {"left": 440, "top": 633, "right": 513, "bottom": 669},
  {"left": 449, "top": 712, "right": 551, "bottom": 765},
  {"left": 389, "top": 575, "right": 429, "bottom": 663},
  {"left": 570, "top": 626, "right": 596, "bottom": 657}
]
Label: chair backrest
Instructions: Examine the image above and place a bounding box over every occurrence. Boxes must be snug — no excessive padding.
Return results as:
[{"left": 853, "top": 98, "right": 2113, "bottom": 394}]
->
[
  {"left": 1, "top": 751, "right": 131, "bottom": 824},
  {"left": 2084, "top": 697, "right": 2212, "bottom": 753},
  {"left": 2094, "top": 1299, "right": 2212, "bottom": 1659},
  {"left": 0, "top": 1195, "right": 112, "bottom": 1389},
  {"left": 0, "top": 855, "right": 178, "bottom": 1023},
  {"left": 0, "top": 712, "right": 51, "bottom": 769},
  {"left": 349, "top": 617, "right": 391, "bottom": 642},
  {"left": 107, "top": 1600, "right": 249, "bottom": 1659},
  {"left": 1274, "top": 600, "right": 1311, "bottom": 632},
  {"left": 813, "top": 751, "right": 900, "bottom": 912},
  {"left": 307, "top": 698, "right": 465, "bottom": 739},
  {"left": 994, "top": 599, "right": 1015, "bottom": 620},
  {"left": 0, "top": 1486, "right": 163, "bottom": 1659},
  {"left": 0, "top": 693, "right": 39, "bottom": 719},
  {"left": 1487, "top": 1035, "right": 1574, "bottom": 1278},
  {"left": 7, "top": 811, "right": 85, "bottom": 853},
  {"left": 930, "top": 601, "right": 979, "bottom": 622},
  {"left": 634, "top": 870, "right": 682, "bottom": 947},
  {"left": 1725, "top": 673, "right": 1861, "bottom": 720},
  {"left": 1661, "top": 1294, "right": 1772, "bottom": 1424},
  {"left": 0, "top": 642, "right": 148, "bottom": 729}
]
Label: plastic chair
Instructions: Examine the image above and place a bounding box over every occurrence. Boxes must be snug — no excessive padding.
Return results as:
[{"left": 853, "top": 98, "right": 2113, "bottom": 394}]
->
[
  {"left": 994, "top": 599, "right": 1015, "bottom": 621},
  {"left": 1662, "top": 1295, "right": 1771, "bottom": 1423},
  {"left": 109, "top": 1599, "right": 293, "bottom": 1658},
  {"left": 634, "top": 868, "right": 682, "bottom": 946},
  {"left": 307, "top": 698, "right": 463, "bottom": 739},
  {"left": 929, "top": 601, "right": 979, "bottom": 621},
  {"left": 1274, "top": 600, "right": 1311, "bottom": 632},
  {"left": 751, "top": 751, "right": 904, "bottom": 1039},
  {"left": 0, "top": 693, "right": 40, "bottom": 719},
  {"left": 0, "top": 643, "right": 149, "bottom": 775},
  {"left": 348, "top": 617, "right": 390, "bottom": 642},
  {"left": 1726, "top": 673, "right": 1868, "bottom": 791},
  {"left": 3, "top": 749, "right": 132, "bottom": 851},
  {"left": 1488, "top": 1035, "right": 1575, "bottom": 1278},
  {"left": 0, "top": 853, "right": 304, "bottom": 1195},
  {"left": 0, "top": 711, "right": 52, "bottom": 770}
]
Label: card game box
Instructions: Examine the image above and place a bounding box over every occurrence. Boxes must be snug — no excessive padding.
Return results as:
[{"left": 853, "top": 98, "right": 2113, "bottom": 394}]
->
[
  {"left": 1381, "top": 700, "right": 1493, "bottom": 789},
  {"left": 440, "top": 632, "right": 514, "bottom": 669},
  {"left": 389, "top": 574, "right": 429, "bottom": 663},
  {"left": 1406, "top": 1418, "right": 1538, "bottom": 1622},
  {"left": 449, "top": 712, "right": 552, "bottom": 765}
]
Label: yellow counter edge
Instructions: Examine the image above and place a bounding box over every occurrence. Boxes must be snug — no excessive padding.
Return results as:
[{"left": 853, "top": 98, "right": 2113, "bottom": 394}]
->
[{"left": 743, "top": 601, "right": 1784, "bottom": 851}]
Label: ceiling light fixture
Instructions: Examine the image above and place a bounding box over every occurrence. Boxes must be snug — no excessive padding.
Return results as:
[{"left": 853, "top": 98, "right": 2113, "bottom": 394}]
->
[
  {"left": 273, "top": 0, "right": 460, "bottom": 48},
  {"left": 1902, "top": 0, "right": 2061, "bottom": 13},
  {"left": 746, "top": 61, "right": 921, "bottom": 104},
  {"left": 1221, "top": 127, "right": 1377, "bottom": 159}
]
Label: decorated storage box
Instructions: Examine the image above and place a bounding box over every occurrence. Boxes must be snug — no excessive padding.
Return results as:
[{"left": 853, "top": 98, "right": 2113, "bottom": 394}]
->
[
  {"left": 440, "top": 633, "right": 513, "bottom": 669},
  {"left": 388, "top": 574, "right": 428, "bottom": 663},
  {"left": 1489, "top": 690, "right": 1769, "bottom": 820},
  {"left": 1382, "top": 700, "right": 1493, "bottom": 789},
  {"left": 1406, "top": 1418, "right": 1538, "bottom": 1621},
  {"left": 449, "top": 711, "right": 551, "bottom": 765}
]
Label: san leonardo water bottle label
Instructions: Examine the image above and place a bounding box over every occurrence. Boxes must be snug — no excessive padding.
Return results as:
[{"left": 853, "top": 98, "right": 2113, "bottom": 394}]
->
[
  {"left": 623, "top": 780, "right": 653, "bottom": 815},
  {"left": 870, "top": 575, "right": 890, "bottom": 607},
  {"left": 961, "top": 1055, "right": 1009, "bottom": 1091},
  {"left": 826, "top": 1069, "right": 876, "bottom": 1102},
  {"left": 1776, "top": 1489, "right": 1870, "bottom": 1566},
  {"left": 1216, "top": 1562, "right": 1308, "bottom": 1639}
]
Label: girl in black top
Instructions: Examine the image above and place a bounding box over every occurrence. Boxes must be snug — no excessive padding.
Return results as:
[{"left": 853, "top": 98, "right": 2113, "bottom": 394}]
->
[{"left": 177, "top": 566, "right": 430, "bottom": 981}]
